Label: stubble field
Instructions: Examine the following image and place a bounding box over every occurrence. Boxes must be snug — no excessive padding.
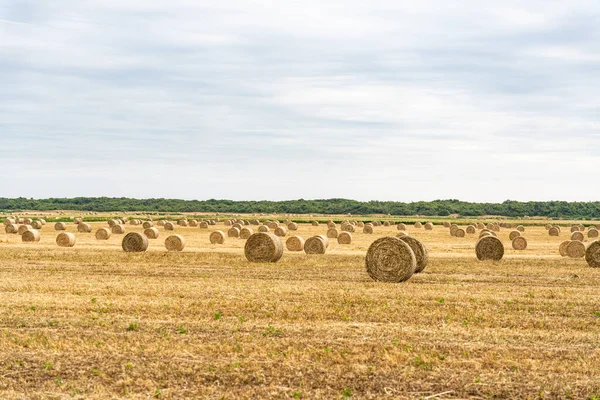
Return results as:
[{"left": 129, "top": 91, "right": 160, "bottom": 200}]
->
[{"left": 1, "top": 214, "right": 599, "bottom": 399}]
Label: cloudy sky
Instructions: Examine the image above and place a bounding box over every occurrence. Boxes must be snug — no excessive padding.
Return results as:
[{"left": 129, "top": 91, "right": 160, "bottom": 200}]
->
[{"left": 1, "top": 1, "right": 599, "bottom": 202}]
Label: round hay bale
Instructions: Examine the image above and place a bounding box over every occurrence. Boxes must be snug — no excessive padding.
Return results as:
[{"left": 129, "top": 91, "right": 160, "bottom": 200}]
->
[
  {"left": 357, "top": 221, "right": 365, "bottom": 228},
  {"left": 39, "top": 219, "right": 46, "bottom": 225},
  {"left": 258, "top": 225, "right": 269, "bottom": 233},
  {"left": 144, "top": 227, "right": 160, "bottom": 239},
  {"left": 548, "top": 227, "right": 560, "bottom": 236},
  {"left": 337, "top": 232, "right": 352, "bottom": 244},
  {"left": 365, "top": 237, "right": 416, "bottom": 282},
  {"left": 466, "top": 225, "right": 476, "bottom": 234},
  {"left": 450, "top": 225, "right": 459, "bottom": 236},
  {"left": 475, "top": 236, "right": 504, "bottom": 261},
  {"left": 414, "top": 222, "right": 422, "bottom": 229},
  {"left": 165, "top": 235, "right": 185, "bottom": 252},
  {"left": 77, "top": 223, "right": 91, "bottom": 233},
  {"left": 304, "top": 235, "right": 328, "bottom": 254},
  {"left": 122, "top": 232, "right": 148, "bottom": 253},
  {"left": 250, "top": 219, "right": 260, "bottom": 225},
  {"left": 397, "top": 223, "right": 406, "bottom": 231},
  {"left": 443, "top": 221, "right": 450, "bottom": 228},
  {"left": 509, "top": 230, "right": 521, "bottom": 241},
  {"left": 232, "top": 223, "right": 243, "bottom": 231},
  {"left": 3, "top": 218, "right": 16, "bottom": 226},
  {"left": 199, "top": 221, "right": 209, "bottom": 229},
  {"left": 157, "top": 220, "right": 166, "bottom": 227},
  {"left": 516, "top": 225, "right": 525, "bottom": 232},
  {"left": 588, "top": 228, "right": 599, "bottom": 238},
  {"left": 397, "top": 235, "right": 428, "bottom": 273},
  {"left": 143, "top": 221, "right": 153, "bottom": 229},
  {"left": 111, "top": 225, "right": 125, "bottom": 235},
  {"left": 327, "top": 221, "right": 336, "bottom": 228},
  {"left": 18, "top": 225, "right": 33, "bottom": 235},
  {"left": 210, "top": 230, "right": 225, "bottom": 244},
  {"left": 245, "top": 233, "right": 283, "bottom": 262},
  {"left": 274, "top": 226, "right": 287, "bottom": 237},
  {"left": 570, "top": 231, "right": 584, "bottom": 242},
  {"left": 5, "top": 224, "right": 19, "bottom": 234},
  {"left": 228, "top": 227, "right": 240, "bottom": 238},
  {"left": 108, "top": 219, "right": 119, "bottom": 228},
  {"left": 286, "top": 236, "right": 305, "bottom": 251},
  {"left": 559, "top": 240, "right": 571, "bottom": 256},
  {"left": 287, "top": 222, "right": 298, "bottom": 231},
  {"left": 31, "top": 220, "right": 43, "bottom": 229},
  {"left": 424, "top": 222, "right": 433, "bottom": 230},
  {"left": 585, "top": 240, "right": 600, "bottom": 268},
  {"left": 570, "top": 226, "right": 580, "bottom": 233},
  {"left": 327, "top": 228, "right": 339, "bottom": 239},
  {"left": 95, "top": 228, "right": 112, "bottom": 240},
  {"left": 566, "top": 241, "right": 585, "bottom": 258},
  {"left": 383, "top": 221, "right": 390, "bottom": 227},
  {"left": 312, "top": 221, "right": 319, "bottom": 227},
  {"left": 129, "top": 219, "right": 140, "bottom": 226},
  {"left": 476, "top": 223, "right": 485, "bottom": 229},
  {"left": 56, "top": 232, "right": 76, "bottom": 247},
  {"left": 363, "top": 225, "right": 374, "bottom": 234},
  {"left": 164, "top": 222, "right": 175, "bottom": 231},
  {"left": 224, "top": 220, "right": 232, "bottom": 226},
  {"left": 178, "top": 219, "right": 188, "bottom": 227},
  {"left": 188, "top": 220, "right": 198, "bottom": 227},
  {"left": 240, "top": 227, "right": 254, "bottom": 239},
  {"left": 22, "top": 229, "right": 40, "bottom": 243},
  {"left": 545, "top": 224, "right": 552, "bottom": 230},
  {"left": 512, "top": 236, "right": 527, "bottom": 250},
  {"left": 372, "top": 221, "right": 381, "bottom": 227},
  {"left": 454, "top": 228, "right": 465, "bottom": 238},
  {"left": 342, "top": 224, "right": 355, "bottom": 233}
]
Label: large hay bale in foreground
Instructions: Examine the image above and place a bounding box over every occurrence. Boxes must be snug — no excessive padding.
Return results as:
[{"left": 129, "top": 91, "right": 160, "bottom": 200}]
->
[
  {"left": 18, "top": 225, "right": 33, "bottom": 235},
  {"left": 165, "top": 235, "right": 185, "bottom": 251},
  {"left": 111, "top": 225, "right": 125, "bottom": 235},
  {"left": 475, "top": 236, "right": 504, "bottom": 261},
  {"left": 365, "top": 237, "right": 416, "bottom": 282},
  {"left": 585, "top": 240, "right": 600, "bottom": 268},
  {"left": 77, "top": 223, "right": 92, "bottom": 233},
  {"left": 363, "top": 225, "right": 374, "bottom": 234},
  {"left": 512, "top": 236, "right": 527, "bottom": 250},
  {"left": 286, "top": 236, "right": 305, "bottom": 251},
  {"left": 337, "top": 232, "right": 352, "bottom": 244},
  {"left": 22, "top": 229, "right": 41, "bottom": 243},
  {"left": 144, "top": 227, "right": 160, "bottom": 239},
  {"left": 548, "top": 227, "right": 560, "bottom": 236},
  {"left": 122, "top": 232, "right": 148, "bottom": 252},
  {"left": 327, "top": 228, "right": 339, "bottom": 239},
  {"left": 54, "top": 222, "right": 67, "bottom": 231},
  {"left": 56, "top": 232, "right": 76, "bottom": 247},
  {"left": 589, "top": 228, "right": 599, "bottom": 238},
  {"left": 274, "top": 226, "right": 288, "bottom": 237},
  {"left": 571, "top": 231, "right": 584, "bottom": 242},
  {"left": 258, "top": 225, "right": 269, "bottom": 233},
  {"left": 566, "top": 241, "right": 585, "bottom": 258},
  {"left": 245, "top": 233, "right": 283, "bottom": 263},
  {"left": 559, "top": 241, "right": 571, "bottom": 257},
  {"left": 304, "top": 235, "right": 328, "bottom": 254},
  {"left": 398, "top": 235, "right": 428, "bottom": 273},
  {"left": 509, "top": 230, "right": 521, "bottom": 241},
  {"left": 210, "top": 230, "right": 225, "bottom": 244},
  {"left": 240, "top": 227, "right": 254, "bottom": 239},
  {"left": 95, "top": 228, "right": 112, "bottom": 240}
]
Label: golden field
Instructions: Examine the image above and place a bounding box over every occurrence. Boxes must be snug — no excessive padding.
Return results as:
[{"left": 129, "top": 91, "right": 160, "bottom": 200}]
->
[{"left": 1, "top": 214, "right": 599, "bottom": 399}]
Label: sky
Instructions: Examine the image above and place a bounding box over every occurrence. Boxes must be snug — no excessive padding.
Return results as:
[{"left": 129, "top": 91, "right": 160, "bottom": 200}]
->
[{"left": 1, "top": 1, "right": 599, "bottom": 203}]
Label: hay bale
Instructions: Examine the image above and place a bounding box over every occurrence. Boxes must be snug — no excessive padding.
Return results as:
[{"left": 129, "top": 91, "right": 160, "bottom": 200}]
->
[
  {"left": 31, "top": 220, "right": 43, "bottom": 229},
  {"left": 250, "top": 219, "right": 260, "bottom": 225},
  {"left": 512, "top": 236, "right": 527, "bottom": 250},
  {"left": 327, "top": 221, "right": 336, "bottom": 229},
  {"left": 210, "top": 230, "right": 225, "bottom": 244},
  {"left": 342, "top": 224, "right": 355, "bottom": 233},
  {"left": 122, "top": 232, "right": 148, "bottom": 252},
  {"left": 224, "top": 220, "right": 232, "bottom": 226},
  {"left": 363, "top": 225, "right": 374, "bottom": 234},
  {"left": 18, "top": 225, "right": 33, "bottom": 235},
  {"left": 95, "top": 228, "right": 112, "bottom": 240},
  {"left": 548, "top": 227, "right": 560, "bottom": 236},
  {"left": 454, "top": 228, "right": 465, "bottom": 238},
  {"left": 144, "top": 227, "right": 160, "bottom": 239},
  {"left": 111, "top": 225, "right": 125, "bottom": 234},
  {"left": 570, "top": 231, "right": 584, "bottom": 242},
  {"left": 143, "top": 221, "right": 153, "bottom": 229},
  {"left": 165, "top": 235, "right": 185, "bottom": 251},
  {"left": 365, "top": 237, "right": 416, "bottom": 282},
  {"left": 516, "top": 225, "right": 525, "bottom": 232},
  {"left": 397, "top": 236, "right": 428, "bottom": 273},
  {"left": 245, "top": 232, "right": 283, "bottom": 262},
  {"left": 157, "top": 220, "right": 166, "bottom": 227},
  {"left": 397, "top": 223, "right": 406, "bottom": 231},
  {"left": 108, "top": 219, "right": 119, "bottom": 228},
  {"left": 559, "top": 240, "right": 571, "bottom": 257},
  {"left": 228, "top": 227, "right": 240, "bottom": 238},
  {"left": 54, "top": 223, "right": 67, "bottom": 231},
  {"left": 240, "top": 227, "right": 254, "bottom": 239},
  {"left": 23, "top": 218, "right": 33, "bottom": 225},
  {"left": 178, "top": 219, "right": 188, "bottom": 227},
  {"left": 475, "top": 236, "right": 504, "bottom": 261},
  {"left": 258, "top": 225, "right": 270, "bottom": 233},
  {"left": 39, "top": 219, "right": 46, "bottom": 225},
  {"left": 570, "top": 226, "right": 580, "bottom": 233},
  {"left": 327, "top": 228, "right": 339, "bottom": 238},
  {"left": 588, "top": 228, "right": 599, "bottom": 238},
  {"left": 383, "top": 221, "right": 390, "bottom": 227},
  {"left": 357, "top": 221, "right": 365, "bottom": 228},
  {"left": 476, "top": 223, "right": 485, "bottom": 229},
  {"left": 337, "top": 232, "right": 352, "bottom": 244},
  {"left": 545, "top": 224, "right": 552, "bottom": 230},
  {"left": 304, "top": 235, "right": 328, "bottom": 254},
  {"left": 274, "top": 226, "right": 288, "bottom": 237},
  {"left": 566, "top": 241, "right": 586, "bottom": 258},
  {"left": 199, "top": 221, "right": 209, "bottom": 229},
  {"left": 414, "top": 222, "right": 422, "bottom": 229},
  {"left": 424, "top": 222, "right": 433, "bottom": 230},
  {"left": 509, "top": 230, "right": 521, "bottom": 241},
  {"left": 466, "top": 225, "right": 476, "bottom": 234},
  {"left": 287, "top": 222, "right": 298, "bottom": 231},
  {"left": 3, "top": 218, "right": 16, "bottom": 226},
  {"left": 585, "top": 240, "right": 600, "bottom": 268},
  {"left": 373, "top": 221, "right": 381, "bottom": 227},
  {"left": 77, "top": 223, "right": 91, "bottom": 233},
  {"left": 286, "top": 236, "right": 305, "bottom": 251},
  {"left": 129, "top": 219, "right": 140, "bottom": 226},
  {"left": 449, "top": 225, "right": 459, "bottom": 236},
  {"left": 22, "top": 229, "right": 40, "bottom": 243},
  {"left": 164, "top": 222, "right": 175, "bottom": 231},
  {"left": 443, "top": 221, "right": 450, "bottom": 228},
  {"left": 5, "top": 224, "right": 19, "bottom": 234},
  {"left": 56, "top": 232, "right": 76, "bottom": 247},
  {"left": 312, "top": 221, "right": 319, "bottom": 227}
]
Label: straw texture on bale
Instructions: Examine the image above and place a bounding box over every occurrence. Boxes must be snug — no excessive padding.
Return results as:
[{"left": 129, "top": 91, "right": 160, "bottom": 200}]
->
[
  {"left": 228, "top": 227, "right": 240, "bottom": 238},
  {"left": 250, "top": 219, "right": 260, "bottom": 225},
  {"left": 365, "top": 237, "right": 416, "bottom": 283},
  {"left": 516, "top": 225, "right": 525, "bottom": 232},
  {"left": 589, "top": 228, "right": 599, "bottom": 238},
  {"left": 342, "top": 224, "right": 355, "bottom": 233},
  {"left": 398, "top": 235, "right": 428, "bottom": 273},
  {"left": 122, "top": 232, "right": 149, "bottom": 253},
  {"left": 232, "top": 223, "right": 243, "bottom": 231},
  {"left": 3, "top": 218, "right": 15, "bottom": 226},
  {"left": 286, "top": 236, "right": 305, "bottom": 251},
  {"left": 178, "top": 220, "right": 188, "bottom": 227},
  {"left": 450, "top": 225, "right": 459, "bottom": 236},
  {"left": 566, "top": 241, "right": 585, "bottom": 258},
  {"left": 559, "top": 241, "right": 571, "bottom": 257},
  {"left": 22, "top": 229, "right": 40, "bottom": 243},
  {"left": 274, "top": 226, "right": 287, "bottom": 237},
  {"left": 199, "top": 222, "right": 208, "bottom": 229},
  {"left": 111, "top": 224, "right": 125, "bottom": 234},
  {"left": 164, "top": 222, "right": 175, "bottom": 231},
  {"left": 144, "top": 227, "right": 160, "bottom": 239},
  {"left": 454, "top": 228, "right": 465, "bottom": 238},
  {"left": 210, "top": 230, "right": 225, "bottom": 244},
  {"left": 327, "top": 221, "right": 336, "bottom": 228},
  {"left": 143, "top": 221, "right": 153, "bottom": 229},
  {"left": 240, "top": 227, "right": 254, "bottom": 239},
  {"left": 258, "top": 225, "right": 269, "bottom": 233},
  {"left": 475, "top": 236, "right": 504, "bottom": 261},
  {"left": 396, "top": 231, "right": 409, "bottom": 238},
  {"left": 585, "top": 240, "right": 600, "bottom": 268},
  {"left": 165, "top": 235, "right": 185, "bottom": 251},
  {"left": 545, "top": 224, "right": 552, "bottom": 230},
  {"left": 31, "top": 221, "right": 42, "bottom": 229},
  {"left": 466, "top": 225, "right": 476, "bottom": 234},
  {"left": 327, "top": 228, "right": 339, "bottom": 239},
  {"left": 304, "top": 235, "right": 328, "bottom": 254},
  {"left": 95, "top": 228, "right": 111, "bottom": 240},
  {"left": 337, "top": 232, "right": 352, "bottom": 244},
  {"left": 18, "top": 225, "right": 33, "bottom": 235},
  {"left": 157, "top": 220, "right": 166, "bottom": 227},
  {"left": 24, "top": 218, "right": 33, "bottom": 225},
  {"left": 5, "top": 224, "right": 18, "bottom": 234},
  {"left": 245, "top": 233, "right": 283, "bottom": 263},
  {"left": 56, "top": 232, "right": 76, "bottom": 247},
  {"left": 548, "top": 227, "right": 560, "bottom": 236},
  {"left": 76, "top": 223, "right": 91, "bottom": 233},
  {"left": 108, "top": 219, "right": 119, "bottom": 228},
  {"left": 571, "top": 231, "right": 584, "bottom": 242},
  {"left": 287, "top": 222, "right": 298, "bottom": 231},
  {"left": 512, "top": 236, "right": 527, "bottom": 250},
  {"left": 424, "top": 222, "right": 433, "bottom": 230},
  {"left": 397, "top": 223, "right": 406, "bottom": 231},
  {"left": 509, "top": 230, "right": 521, "bottom": 241},
  {"left": 443, "top": 221, "right": 450, "bottom": 228},
  {"left": 383, "top": 221, "right": 390, "bottom": 227},
  {"left": 363, "top": 225, "right": 373, "bottom": 234},
  {"left": 414, "top": 222, "right": 422, "bottom": 229},
  {"left": 570, "top": 226, "right": 580, "bottom": 233},
  {"left": 476, "top": 223, "right": 485, "bottom": 229},
  {"left": 74, "top": 217, "right": 83, "bottom": 225}
]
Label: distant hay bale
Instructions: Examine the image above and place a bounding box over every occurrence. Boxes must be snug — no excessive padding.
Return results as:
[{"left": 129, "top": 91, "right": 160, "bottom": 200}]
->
[
  {"left": 245, "top": 233, "right": 283, "bottom": 262},
  {"left": 250, "top": 219, "right": 260, "bottom": 225},
  {"left": 3, "top": 218, "right": 16, "bottom": 226},
  {"left": 286, "top": 236, "right": 305, "bottom": 251},
  {"left": 54, "top": 222, "right": 67, "bottom": 231},
  {"left": 232, "top": 223, "right": 243, "bottom": 231},
  {"left": 450, "top": 225, "right": 459, "bottom": 236},
  {"left": 414, "top": 222, "right": 422, "bottom": 229},
  {"left": 512, "top": 236, "right": 527, "bottom": 250},
  {"left": 372, "top": 221, "right": 381, "bottom": 227},
  {"left": 95, "top": 228, "right": 112, "bottom": 240},
  {"left": 397, "top": 223, "right": 406, "bottom": 231},
  {"left": 199, "top": 222, "right": 209, "bottom": 229},
  {"left": 342, "top": 224, "right": 355, "bottom": 233},
  {"left": 476, "top": 223, "right": 485, "bottom": 230},
  {"left": 228, "top": 227, "right": 240, "bottom": 238},
  {"left": 396, "top": 231, "right": 409, "bottom": 238},
  {"left": 327, "top": 221, "right": 336, "bottom": 228},
  {"left": 491, "top": 224, "right": 500, "bottom": 232},
  {"left": 312, "top": 221, "right": 319, "bottom": 227},
  {"left": 144, "top": 227, "right": 160, "bottom": 239},
  {"left": 357, "top": 221, "right": 365, "bottom": 228},
  {"left": 258, "top": 225, "right": 270, "bottom": 233},
  {"left": 77, "top": 223, "right": 91, "bottom": 233},
  {"left": 304, "top": 235, "right": 328, "bottom": 254},
  {"left": 363, "top": 225, "right": 374, "bottom": 234},
  {"left": 383, "top": 221, "right": 390, "bottom": 227},
  {"left": 31, "top": 221, "right": 43, "bottom": 229},
  {"left": 589, "top": 228, "right": 599, "bottom": 238},
  {"left": 466, "top": 225, "right": 476, "bottom": 234},
  {"left": 548, "top": 227, "right": 560, "bottom": 236},
  {"left": 129, "top": 220, "right": 140, "bottom": 226},
  {"left": 424, "top": 222, "right": 433, "bottom": 230},
  {"left": 559, "top": 240, "right": 571, "bottom": 257},
  {"left": 274, "top": 226, "right": 288, "bottom": 237},
  {"left": 545, "top": 224, "right": 552, "bottom": 230},
  {"left": 443, "top": 221, "right": 450, "bottom": 228},
  {"left": 240, "top": 227, "right": 254, "bottom": 239},
  {"left": 224, "top": 220, "right": 232, "bottom": 226},
  {"left": 111, "top": 225, "right": 125, "bottom": 234},
  {"left": 5, "top": 224, "right": 19, "bottom": 234},
  {"left": 509, "top": 230, "right": 521, "bottom": 241},
  {"left": 157, "top": 220, "right": 166, "bottom": 227},
  {"left": 287, "top": 222, "right": 298, "bottom": 231},
  {"left": 570, "top": 226, "right": 580, "bottom": 233},
  {"left": 22, "top": 229, "right": 41, "bottom": 243},
  {"left": 178, "top": 219, "right": 188, "bottom": 227},
  {"left": 165, "top": 235, "right": 185, "bottom": 251},
  {"left": 24, "top": 218, "right": 33, "bottom": 225},
  {"left": 39, "top": 219, "right": 46, "bottom": 225},
  {"left": 18, "top": 225, "right": 33, "bottom": 235},
  {"left": 475, "top": 236, "right": 504, "bottom": 261},
  {"left": 189, "top": 220, "right": 198, "bottom": 227},
  {"left": 56, "top": 232, "right": 76, "bottom": 247},
  {"left": 327, "top": 228, "right": 339, "bottom": 238},
  {"left": 570, "top": 231, "right": 584, "bottom": 242},
  {"left": 337, "top": 232, "right": 352, "bottom": 244},
  {"left": 516, "top": 225, "right": 525, "bottom": 232},
  {"left": 585, "top": 240, "right": 600, "bottom": 268},
  {"left": 566, "top": 241, "right": 585, "bottom": 258},
  {"left": 122, "top": 232, "right": 148, "bottom": 253},
  {"left": 74, "top": 218, "right": 82, "bottom": 225},
  {"left": 164, "top": 222, "right": 175, "bottom": 231},
  {"left": 142, "top": 221, "right": 153, "bottom": 229},
  {"left": 108, "top": 219, "right": 119, "bottom": 228},
  {"left": 365, "top": 237, "right": 416, "bottom": 282},
  {"left": 397, "top": 235, "right": 428, "bottom": 273},
  {"left": 210, "top": 230, "right": 225, "bottom": 244},
  {"left": 454, "top": 228, "right": 465, "bottom": 238}
]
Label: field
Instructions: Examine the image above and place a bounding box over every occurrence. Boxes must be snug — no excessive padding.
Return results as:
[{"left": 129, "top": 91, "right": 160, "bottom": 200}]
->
[{"left": 1, "top": 214, "right": 599, "bottom": 399}]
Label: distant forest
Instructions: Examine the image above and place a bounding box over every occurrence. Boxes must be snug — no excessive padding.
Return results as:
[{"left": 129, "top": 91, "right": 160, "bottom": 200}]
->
[{"left": 0, "top": 198, "right": 599, "bottom": 218}]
